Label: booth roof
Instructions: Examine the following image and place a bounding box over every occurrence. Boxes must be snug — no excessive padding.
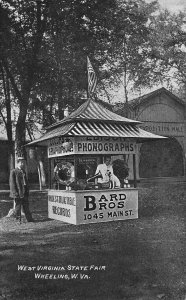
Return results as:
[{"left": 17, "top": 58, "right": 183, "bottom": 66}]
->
[
  {"left": 27, "top": 99, "right": 166, "bottom": 146},
  {"left": 45, "top": 98, "right": 141, "bottom": 130},
  {"left": 27, "top": 121, "right": 166, "bottom": 146}
]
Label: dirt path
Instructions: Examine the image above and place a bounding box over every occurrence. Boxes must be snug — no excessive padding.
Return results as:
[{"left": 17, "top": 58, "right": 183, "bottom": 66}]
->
[{"left": 0, "top": 183, "right": 185, "bottom": 300}]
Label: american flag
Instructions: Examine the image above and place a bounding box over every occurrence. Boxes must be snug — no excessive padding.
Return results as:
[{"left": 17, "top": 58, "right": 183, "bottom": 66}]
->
[{"left": 87, "top": 56, "right": 97, "bottom": 95}]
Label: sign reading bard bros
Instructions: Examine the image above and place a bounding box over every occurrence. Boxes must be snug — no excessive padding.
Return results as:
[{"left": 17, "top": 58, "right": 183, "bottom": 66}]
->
[{"left": 48, "top": 189, "right": 138, "bottom": 225}]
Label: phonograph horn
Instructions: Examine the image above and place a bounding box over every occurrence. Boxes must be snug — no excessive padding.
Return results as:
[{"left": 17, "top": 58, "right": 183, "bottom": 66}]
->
[{"left": 87, "top": 171, "right": 103, "bottom": 182}]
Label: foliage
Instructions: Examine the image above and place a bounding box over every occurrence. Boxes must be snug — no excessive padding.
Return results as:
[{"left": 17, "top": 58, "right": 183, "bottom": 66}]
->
[
  {"left": 148, "top": 9, "right": 186, "bottom": 95},
  {"left": 1, "top": 0, "right": 186, "bottom": 160},
  {"left": 0, "top": 0, "right": 50, "bottom": 156},
  {"left": 100, "top": 0, "right": 159, "bottom": 106},
  {"left": 28, "top": 0, "right": 119, "bottom": 122}
]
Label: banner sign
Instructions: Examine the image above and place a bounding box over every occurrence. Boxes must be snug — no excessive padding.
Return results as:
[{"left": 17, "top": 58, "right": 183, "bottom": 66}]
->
[
  {"left": 48, "top": 137, "right": 74, "bottom": 157},
  {"left": 48, "top": 136, "right": 137, "bottom": 158},
  {"left": 48, "top": 189, "right": 138, "bottom": 225}
]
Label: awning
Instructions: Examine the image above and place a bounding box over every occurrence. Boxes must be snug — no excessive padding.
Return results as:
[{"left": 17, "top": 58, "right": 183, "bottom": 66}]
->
[
  {"left": 27, "top": 121, "right": 166, "bottom": 146},
  {"left": 68, "top": 122, "right": 164, "bottom": 140},
  {"left": 27, "top": 123, "right": 75, "bottom": 146}
]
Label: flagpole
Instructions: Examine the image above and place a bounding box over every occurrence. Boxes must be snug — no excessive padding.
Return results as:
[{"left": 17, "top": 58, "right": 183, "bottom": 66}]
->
[{"left": 87, "top": 56, "right": 89, "bottom": 99}]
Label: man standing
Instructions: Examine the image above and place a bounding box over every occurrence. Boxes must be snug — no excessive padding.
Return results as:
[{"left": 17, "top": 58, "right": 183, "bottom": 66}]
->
[{"left": 9, "top": 157, "right": 33, "bottom": 222}]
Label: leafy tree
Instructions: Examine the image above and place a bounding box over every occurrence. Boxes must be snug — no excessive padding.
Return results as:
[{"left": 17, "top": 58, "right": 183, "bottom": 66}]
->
[
  {"left": 0, "top": 0, "right": 163, "bottom": 160},
  {"left": 0, "top": 0, "right": 121, "bottom": 160},
  {"left": 97, "top": 0, "right": 159, "bottom": 113},
  {"left": 38, "top": 0, "right": 119, "bottom": 117},
  {"left": 0, "top": 0, "right": 49, "bottom": 157},
  {"left": 148, "top": 9, "right": 186, "bottom": 98}
]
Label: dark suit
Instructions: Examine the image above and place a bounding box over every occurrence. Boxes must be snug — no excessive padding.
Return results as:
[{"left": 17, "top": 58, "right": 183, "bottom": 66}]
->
[{"left": 9, "top": 168, "right": 33, "bottom": 221}]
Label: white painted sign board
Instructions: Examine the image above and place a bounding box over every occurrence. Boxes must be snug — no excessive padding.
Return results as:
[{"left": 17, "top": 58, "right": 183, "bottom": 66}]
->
[
  {"left": 48, "top": 136, "right": 137, "bottom": 158},
  {"left": 48, "top": 189, "right": 138, "bottom": 225}
]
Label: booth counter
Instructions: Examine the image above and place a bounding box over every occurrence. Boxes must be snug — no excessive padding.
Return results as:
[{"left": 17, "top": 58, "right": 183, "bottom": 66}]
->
[{"left": 48, "top": 188, "right": 138, "bottom": 225}]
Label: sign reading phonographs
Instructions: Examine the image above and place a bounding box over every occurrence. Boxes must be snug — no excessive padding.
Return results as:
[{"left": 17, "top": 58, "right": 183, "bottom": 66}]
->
[{"left": 48, "top": 136, "right": 137, "bottom": 158}]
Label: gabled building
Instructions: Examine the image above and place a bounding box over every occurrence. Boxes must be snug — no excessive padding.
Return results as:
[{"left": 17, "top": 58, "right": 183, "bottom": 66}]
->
[{"left": 115, "top": 87, "right": 186, "bottom": 180}]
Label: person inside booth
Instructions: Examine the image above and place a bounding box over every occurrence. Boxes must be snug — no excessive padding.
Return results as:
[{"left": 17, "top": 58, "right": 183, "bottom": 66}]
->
[{"left": 95, "top": 155, "right": 120, "bottom": 188}]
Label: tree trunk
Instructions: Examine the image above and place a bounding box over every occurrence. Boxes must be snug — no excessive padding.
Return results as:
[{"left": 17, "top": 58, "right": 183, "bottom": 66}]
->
[
  {"left": 15, "top": 82, "right": 30, "bottom": 158},
  {"left": 123, "top": 37, "right": 128, "bottom": 118},
  {"left": 58, "top": 78, "right": 64, "bottom": 120},
  {"left": 123, "top": 63, "right": 128, "bottom": 117},
  {"left": 6, "top": 77, "right": 14, "bottom": 169},
  {"left": 0, "top": 65, "right": 14, "bottom": 169},
  {"left": 15, "top": 102, "right": 28, "bottom": 158}
]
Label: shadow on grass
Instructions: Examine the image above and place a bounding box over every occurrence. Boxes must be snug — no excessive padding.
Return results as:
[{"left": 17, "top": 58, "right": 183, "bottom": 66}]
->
[{"left": 33, "top": 218, "right": 52, "bottom": 223}]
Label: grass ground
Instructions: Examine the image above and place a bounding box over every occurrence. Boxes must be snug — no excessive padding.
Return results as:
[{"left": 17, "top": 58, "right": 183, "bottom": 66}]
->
[{"left": 0, "top": 182, "right": 185, "bottom": 300}]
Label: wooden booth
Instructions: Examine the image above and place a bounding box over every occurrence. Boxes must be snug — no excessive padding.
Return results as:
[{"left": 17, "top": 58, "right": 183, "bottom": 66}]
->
[{"left": 27, "top": 99, "right": 165, "bottom": 225}]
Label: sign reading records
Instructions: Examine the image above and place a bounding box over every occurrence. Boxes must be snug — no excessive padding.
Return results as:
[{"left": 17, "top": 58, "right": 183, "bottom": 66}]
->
[{"left": 48, "top": 136, "right": 136, "bottom": 157}]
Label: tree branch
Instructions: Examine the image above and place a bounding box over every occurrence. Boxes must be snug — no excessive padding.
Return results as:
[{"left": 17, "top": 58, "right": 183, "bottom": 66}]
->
[
  {"left": 0, "top": 110, "right": 7, "bottom": 126},
  {"left": 1, "top": 58, "right": 23, "bottom": 103}
]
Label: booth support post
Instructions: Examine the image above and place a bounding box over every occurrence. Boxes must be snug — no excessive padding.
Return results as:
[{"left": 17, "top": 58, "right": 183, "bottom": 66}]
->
[
  {"left": 133, "top": 154, "right": 137, "bottom": 188},
  {"left": 74, "top": 155, "right": 77, "bottom": 179},
  {"left": 37, "top": 165, "right": 42, "bottom": 191},
  {"left": 48, "top": 158, "right": 51, "bottom": 189}
]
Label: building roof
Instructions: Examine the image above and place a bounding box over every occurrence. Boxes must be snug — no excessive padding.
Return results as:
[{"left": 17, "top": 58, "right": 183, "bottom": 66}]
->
[
  {"left": 114, "top": 87, "right": 186, "bottom": 117},
  {"left": 128, "top": 87, "right": 186, "bottom": 109}
]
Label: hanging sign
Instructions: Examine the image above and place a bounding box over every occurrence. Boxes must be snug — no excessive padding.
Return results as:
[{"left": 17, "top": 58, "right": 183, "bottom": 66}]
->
[
  {"left": 48, "top": 137, "right": 74, "bottom": 157},
  {"left": 48, "top": 136, "right": 136, "bottom": 158}
]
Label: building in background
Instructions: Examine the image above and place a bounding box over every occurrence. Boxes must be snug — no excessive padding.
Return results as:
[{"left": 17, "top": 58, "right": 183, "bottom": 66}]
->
[{"left": 115, "top": 87, "right": 186, "bottom": 181}]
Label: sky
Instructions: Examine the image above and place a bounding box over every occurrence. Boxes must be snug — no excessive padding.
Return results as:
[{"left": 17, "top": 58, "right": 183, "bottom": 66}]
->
[
  {"left": 159, "top": 0, "right": 186, "bottom": 12},
  {"left": 147, "top": 0, "right": 186, "bottom": 13}
]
